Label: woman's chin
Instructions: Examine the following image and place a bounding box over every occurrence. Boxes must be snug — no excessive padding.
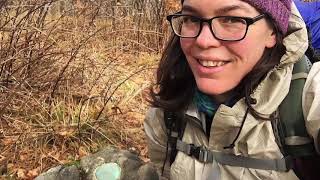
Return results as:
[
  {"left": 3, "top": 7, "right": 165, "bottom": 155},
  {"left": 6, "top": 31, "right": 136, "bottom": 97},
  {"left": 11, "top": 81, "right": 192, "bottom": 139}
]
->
[
  {"left": 196, "top": 80, "right": 234, "bottom": 97},
  {"left": 197, "top": 84, "right": 227, "bottom": 96}
]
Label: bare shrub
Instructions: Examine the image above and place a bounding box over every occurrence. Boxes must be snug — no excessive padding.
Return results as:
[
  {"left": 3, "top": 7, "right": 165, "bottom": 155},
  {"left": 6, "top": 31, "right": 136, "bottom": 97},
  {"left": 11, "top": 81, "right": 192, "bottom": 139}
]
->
[
  {"left": 0, "top": 0, "right": 180, "bottom": 178},
  {"left": 0, "top": 0, "right": 159, "bottom": 178}
]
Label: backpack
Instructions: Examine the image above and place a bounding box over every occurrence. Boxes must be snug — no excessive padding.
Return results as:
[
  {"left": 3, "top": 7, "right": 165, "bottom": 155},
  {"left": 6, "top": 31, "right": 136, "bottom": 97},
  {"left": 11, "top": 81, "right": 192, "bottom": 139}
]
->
[
  {"left": 277, "top": 55, "right": 320, "bottom": 179},
  {"left": 163, "top": 55, "right": 320, "bottom": 179}
]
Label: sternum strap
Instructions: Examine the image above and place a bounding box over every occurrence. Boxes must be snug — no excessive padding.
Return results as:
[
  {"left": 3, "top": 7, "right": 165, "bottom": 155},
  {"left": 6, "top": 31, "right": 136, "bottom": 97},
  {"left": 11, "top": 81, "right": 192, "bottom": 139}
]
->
[{"left": 176, "top": 140, "right": 292, "bottom": 172}]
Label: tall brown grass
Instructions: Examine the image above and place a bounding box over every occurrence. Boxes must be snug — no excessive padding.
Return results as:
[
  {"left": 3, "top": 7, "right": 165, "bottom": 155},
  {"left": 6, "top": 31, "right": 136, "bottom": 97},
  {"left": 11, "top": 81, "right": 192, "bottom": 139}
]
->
[{"left": 0, "top": 0, "right": 180, "bottom": 179}]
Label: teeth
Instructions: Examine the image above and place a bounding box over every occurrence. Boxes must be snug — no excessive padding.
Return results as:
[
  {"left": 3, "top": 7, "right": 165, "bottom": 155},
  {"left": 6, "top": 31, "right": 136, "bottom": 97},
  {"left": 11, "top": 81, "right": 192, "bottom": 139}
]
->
[
  {"left": 208, "top": 61, "right": 214, "bottom": 66},
  {"left": 199, "top": 60, "right": 226, "bottom": 67}
]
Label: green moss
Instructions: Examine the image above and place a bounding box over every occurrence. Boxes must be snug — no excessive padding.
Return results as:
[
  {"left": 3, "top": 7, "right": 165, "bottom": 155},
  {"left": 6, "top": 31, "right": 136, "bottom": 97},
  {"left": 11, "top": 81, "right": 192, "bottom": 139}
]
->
[{"left": 64, "top": 160, "right": 81, "bottom": 168}]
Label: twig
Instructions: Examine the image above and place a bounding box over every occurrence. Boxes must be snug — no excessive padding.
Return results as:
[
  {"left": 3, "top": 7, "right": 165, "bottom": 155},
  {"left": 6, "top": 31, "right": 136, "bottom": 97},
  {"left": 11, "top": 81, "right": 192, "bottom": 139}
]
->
[{"left": 95, "top": 66, "right": 151, "bottom": 120}]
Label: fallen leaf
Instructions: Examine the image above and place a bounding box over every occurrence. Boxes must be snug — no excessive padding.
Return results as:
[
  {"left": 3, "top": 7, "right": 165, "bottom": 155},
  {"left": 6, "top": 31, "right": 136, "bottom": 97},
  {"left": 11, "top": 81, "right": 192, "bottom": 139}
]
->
[
  {"left": 1, "top": 137, "right": 15, "bottom": 146},
  {"left": 6, "top": 163, "right": 14, "bottom": 172},
  {"left": 19, "top": 153, "right": 28, "bottom": 161},
  {"left": 0, "top": 155, "right": 6, "bottom": 162},
  {"left": 27, "top": 167, "right": 40, "bottom": 178},
  {"left": 17, "top": 168, "right": 27, "bottom": 179},
  {"left": 79, "top": 146, "right": 89, "bottom": 158},
  {"left": 57, "top": 128, "right": 74, "bottom": 137}
]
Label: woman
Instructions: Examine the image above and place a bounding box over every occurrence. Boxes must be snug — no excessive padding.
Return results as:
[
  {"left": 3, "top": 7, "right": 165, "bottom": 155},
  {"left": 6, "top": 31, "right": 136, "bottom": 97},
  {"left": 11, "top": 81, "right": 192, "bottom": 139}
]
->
[{"left": 144, "top": 0, "right": 320, "bottom": 179}]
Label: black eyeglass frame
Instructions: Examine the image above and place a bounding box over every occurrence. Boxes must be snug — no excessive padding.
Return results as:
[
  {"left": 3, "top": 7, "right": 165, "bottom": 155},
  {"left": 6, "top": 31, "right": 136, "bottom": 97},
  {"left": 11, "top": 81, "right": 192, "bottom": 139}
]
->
[{"left": 166, "top": 13, "right": 266, "bottom": 41}]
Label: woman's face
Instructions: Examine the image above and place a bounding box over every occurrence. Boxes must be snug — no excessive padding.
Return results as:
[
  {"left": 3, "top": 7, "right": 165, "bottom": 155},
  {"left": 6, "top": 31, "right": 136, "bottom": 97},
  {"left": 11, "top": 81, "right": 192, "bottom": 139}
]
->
[{"left": 180, "top": 0, "right": 276, "bottom": 102}]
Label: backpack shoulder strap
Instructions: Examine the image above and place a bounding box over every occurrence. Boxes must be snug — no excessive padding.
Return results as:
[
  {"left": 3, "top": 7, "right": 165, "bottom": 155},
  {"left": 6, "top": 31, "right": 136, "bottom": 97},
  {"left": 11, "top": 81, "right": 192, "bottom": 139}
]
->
[
  {"left": 163, "top": 110, "right": 186, "bottom": 165},
  {"left": 278, "top": 55, "right": 316, "bottom": 157}
]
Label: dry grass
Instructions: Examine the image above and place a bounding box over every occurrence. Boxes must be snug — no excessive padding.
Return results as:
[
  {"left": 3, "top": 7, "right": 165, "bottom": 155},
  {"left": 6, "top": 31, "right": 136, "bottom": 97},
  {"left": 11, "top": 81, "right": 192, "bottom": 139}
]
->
[{"left": 0, "top": 0, "right": 180, "bottom": 179}]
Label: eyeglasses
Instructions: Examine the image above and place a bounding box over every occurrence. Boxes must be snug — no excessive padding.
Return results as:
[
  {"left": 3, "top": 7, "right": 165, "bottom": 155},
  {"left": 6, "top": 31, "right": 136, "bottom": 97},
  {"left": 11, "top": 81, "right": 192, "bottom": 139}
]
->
[{"left": 167, "top": 13, "right": 265, "bottom": 41}]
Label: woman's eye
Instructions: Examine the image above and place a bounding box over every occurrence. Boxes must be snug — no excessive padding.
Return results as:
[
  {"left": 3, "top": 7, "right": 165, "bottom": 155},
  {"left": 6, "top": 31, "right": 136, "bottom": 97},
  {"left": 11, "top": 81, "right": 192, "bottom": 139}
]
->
[
  {"left": 183, "top": 16, "right": 198, "bottom": 23},
  {"left": 220, "top": 17, "right": 245, "bottom": 24}
]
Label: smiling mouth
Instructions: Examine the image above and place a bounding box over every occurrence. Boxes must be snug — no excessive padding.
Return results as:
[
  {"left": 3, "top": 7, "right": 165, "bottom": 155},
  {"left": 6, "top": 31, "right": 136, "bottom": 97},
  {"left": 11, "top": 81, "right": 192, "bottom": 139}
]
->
[{"left": 197, "top": 59, "right": 230, "bottom": 68}]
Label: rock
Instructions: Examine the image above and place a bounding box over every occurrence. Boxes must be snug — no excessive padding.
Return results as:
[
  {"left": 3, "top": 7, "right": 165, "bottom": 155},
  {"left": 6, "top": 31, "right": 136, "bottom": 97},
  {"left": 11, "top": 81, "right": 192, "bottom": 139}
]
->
[
  {"left": 58, "top": 165, "right": 81, "bottom": 180},
  {"left": 137, "top": 163, "right": 159, "bottom": 180},
  {"left": 35, "top": 165, "right": 62, "bottom": 180},
  {"left": 35, "top": 147, "right": 159, "bottom": 180},
  {"left": 35, "top": 165, "right": 80, "bottom": 180},
  {"left": 81, "top": 147, "right": 158, "bottom": 180}
]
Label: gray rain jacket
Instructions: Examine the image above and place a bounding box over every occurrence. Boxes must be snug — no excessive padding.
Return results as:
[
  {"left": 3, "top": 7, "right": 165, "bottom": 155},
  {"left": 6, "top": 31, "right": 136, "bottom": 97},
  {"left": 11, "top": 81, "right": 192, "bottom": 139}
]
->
[{"left": 144, "top": 4, "right": 320, "bottom": 180}]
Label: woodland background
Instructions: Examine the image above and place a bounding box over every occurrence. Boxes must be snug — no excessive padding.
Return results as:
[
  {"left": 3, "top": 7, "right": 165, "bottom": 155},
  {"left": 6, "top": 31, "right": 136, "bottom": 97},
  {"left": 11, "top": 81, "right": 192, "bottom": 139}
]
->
[{"left": 0, "top": 0, "right": 180, "bottom": 179}]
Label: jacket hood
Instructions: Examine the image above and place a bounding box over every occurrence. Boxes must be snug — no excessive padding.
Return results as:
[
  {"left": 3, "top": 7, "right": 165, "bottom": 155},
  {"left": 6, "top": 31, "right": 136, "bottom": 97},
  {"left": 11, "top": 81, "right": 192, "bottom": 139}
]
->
[
  {"left": 249, "top": 2, "right": 308, "bottom": 116},
  {"left": 280, "top": 3, "right": 308, "bottom": 66}
]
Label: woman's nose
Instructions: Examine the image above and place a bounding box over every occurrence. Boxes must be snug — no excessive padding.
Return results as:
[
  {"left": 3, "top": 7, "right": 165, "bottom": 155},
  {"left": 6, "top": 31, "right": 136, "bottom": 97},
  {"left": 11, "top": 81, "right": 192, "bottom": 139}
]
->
[{"left": 195, "top": 23, "right": 221, "bottom": 49}]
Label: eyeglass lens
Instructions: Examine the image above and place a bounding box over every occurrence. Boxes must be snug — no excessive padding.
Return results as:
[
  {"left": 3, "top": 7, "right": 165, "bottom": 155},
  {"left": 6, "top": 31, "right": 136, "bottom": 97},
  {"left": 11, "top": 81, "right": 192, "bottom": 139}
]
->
[{"left": 170, "top": 15, "right": 248, "bottom": 41}]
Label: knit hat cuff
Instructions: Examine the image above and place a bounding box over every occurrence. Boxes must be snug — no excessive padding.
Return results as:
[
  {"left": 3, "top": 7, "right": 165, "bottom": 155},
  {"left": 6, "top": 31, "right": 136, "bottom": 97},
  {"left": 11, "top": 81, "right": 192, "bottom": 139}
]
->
[{"left": 244, "top": 0, "right": 291, "bottom": 34}]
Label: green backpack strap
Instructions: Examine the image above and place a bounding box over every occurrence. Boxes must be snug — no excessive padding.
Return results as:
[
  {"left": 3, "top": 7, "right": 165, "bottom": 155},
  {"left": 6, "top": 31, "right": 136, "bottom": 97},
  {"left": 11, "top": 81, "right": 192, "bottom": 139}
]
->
[{"left": 278, "top": 55, "right": 316, "bottom": 157}]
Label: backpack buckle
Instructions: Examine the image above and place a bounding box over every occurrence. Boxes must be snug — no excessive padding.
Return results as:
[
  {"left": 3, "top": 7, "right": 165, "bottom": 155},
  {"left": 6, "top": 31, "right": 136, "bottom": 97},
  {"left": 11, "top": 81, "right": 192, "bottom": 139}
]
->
[{"left": 190, "top": 145, "right": 210, "bottom": 163}]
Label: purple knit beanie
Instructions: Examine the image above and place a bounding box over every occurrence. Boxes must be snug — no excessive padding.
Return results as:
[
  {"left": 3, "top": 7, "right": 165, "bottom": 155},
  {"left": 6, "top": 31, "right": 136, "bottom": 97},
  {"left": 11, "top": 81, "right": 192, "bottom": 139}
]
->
[
  {"left": 243, "top": 0, "right": 292, "bottom": 34},
  {"left": 180, "top": 0, "right": 292, "bottom": 34}
]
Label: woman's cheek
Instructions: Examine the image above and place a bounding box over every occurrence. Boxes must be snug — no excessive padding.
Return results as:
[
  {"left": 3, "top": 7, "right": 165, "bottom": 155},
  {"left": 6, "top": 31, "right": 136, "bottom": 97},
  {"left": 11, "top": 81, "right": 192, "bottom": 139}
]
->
[
  {"left": 227, "top": 39, "right": 262, "bottom": 67},
  {"left": 227, "top": 40, "right": 250, "bottom": 58},
  {"left": 180, "top": 38, "right": 193, "bottom": 54}
]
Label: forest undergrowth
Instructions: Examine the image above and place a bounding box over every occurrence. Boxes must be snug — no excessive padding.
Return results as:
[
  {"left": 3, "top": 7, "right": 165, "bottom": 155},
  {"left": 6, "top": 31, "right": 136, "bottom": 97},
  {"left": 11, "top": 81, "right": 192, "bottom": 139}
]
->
[{"left": 0, "top": 0, "right": 180, "bottom": 179}]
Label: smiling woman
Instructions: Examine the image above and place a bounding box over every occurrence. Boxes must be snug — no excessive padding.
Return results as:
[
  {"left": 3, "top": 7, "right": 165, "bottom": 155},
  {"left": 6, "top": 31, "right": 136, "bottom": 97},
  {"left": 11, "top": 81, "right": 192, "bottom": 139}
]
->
[
  {"left": 179, "top": 1, "right": 277, "bottom": 99},
  {"left": 144, "top": 0, "right": 320, "bottom": 180}
]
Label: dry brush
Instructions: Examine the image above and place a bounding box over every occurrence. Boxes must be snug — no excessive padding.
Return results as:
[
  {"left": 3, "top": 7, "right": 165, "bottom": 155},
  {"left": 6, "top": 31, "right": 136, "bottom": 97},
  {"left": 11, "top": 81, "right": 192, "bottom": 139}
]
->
[{"left": 0, "top": 0, "right": 180, "bottom": 178}]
